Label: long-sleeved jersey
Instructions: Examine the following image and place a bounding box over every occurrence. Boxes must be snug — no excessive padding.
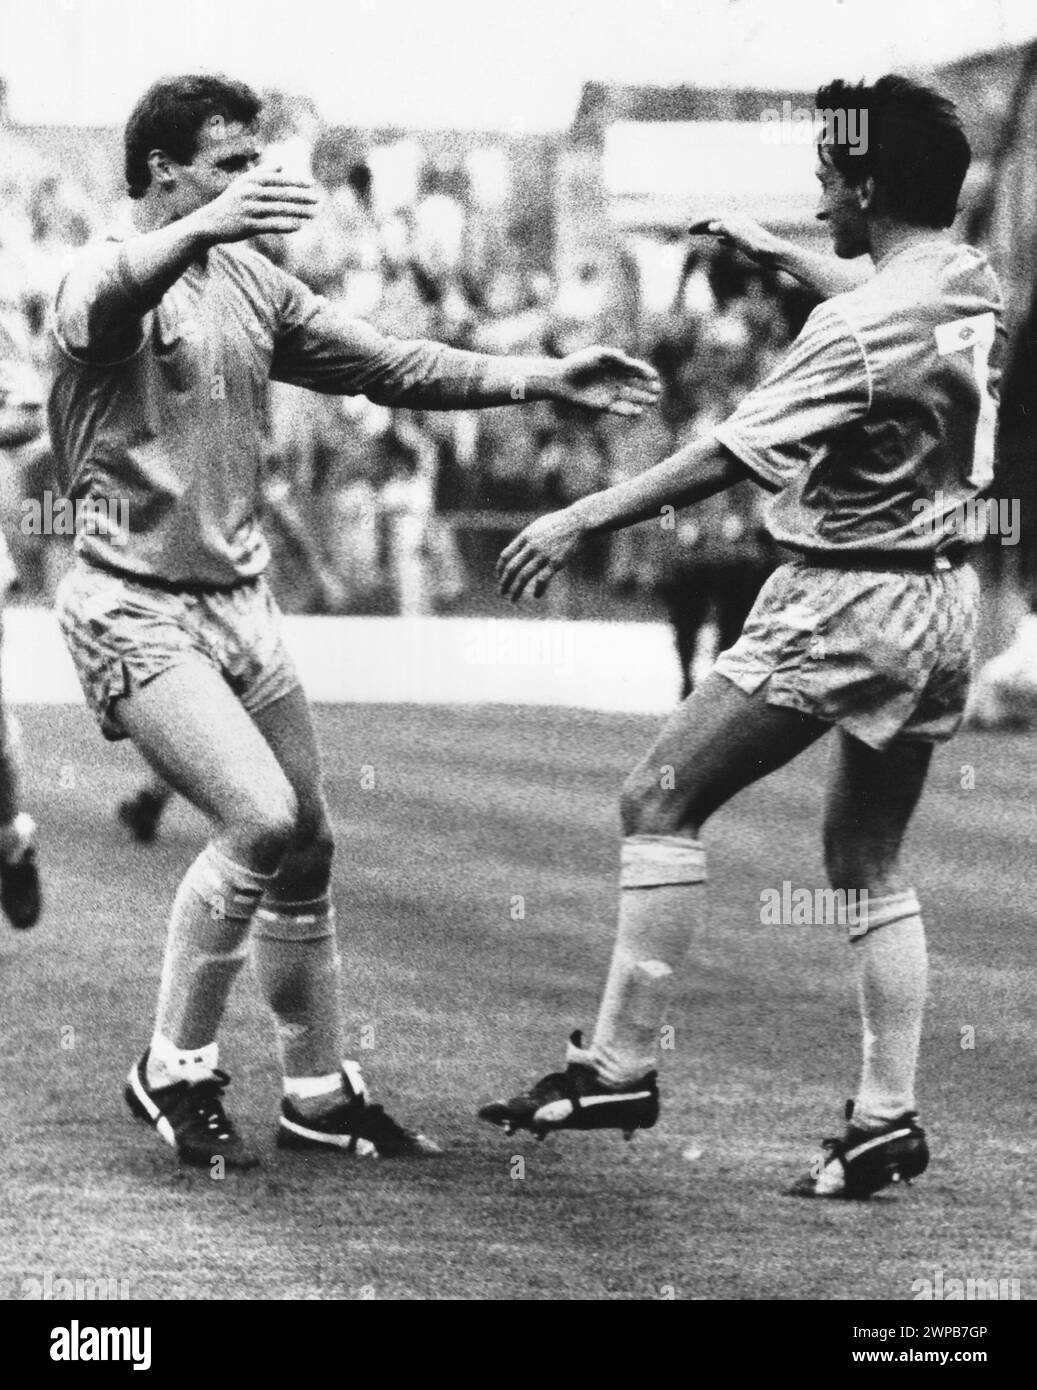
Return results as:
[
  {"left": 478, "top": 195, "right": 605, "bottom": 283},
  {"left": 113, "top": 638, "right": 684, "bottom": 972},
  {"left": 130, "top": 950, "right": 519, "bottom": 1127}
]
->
[{"left": 50, "top": 235, "right": 493, "bottom": 585}]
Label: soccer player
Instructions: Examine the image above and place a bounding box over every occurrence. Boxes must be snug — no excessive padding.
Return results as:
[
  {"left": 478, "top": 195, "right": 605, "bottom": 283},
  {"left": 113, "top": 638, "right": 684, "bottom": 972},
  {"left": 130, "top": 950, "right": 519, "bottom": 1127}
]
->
[
  {"left": 50, "top": 75, "right": 660, "bottom": 1170},
  {"left": 481, "top": 76, "right": 1003, "bottom": 1199},
  {"left": 0, "top": 299, "right": 45, "bottom": 930},
  {"left": 117, "top": 766, "right": 175, "bottom": 845}
]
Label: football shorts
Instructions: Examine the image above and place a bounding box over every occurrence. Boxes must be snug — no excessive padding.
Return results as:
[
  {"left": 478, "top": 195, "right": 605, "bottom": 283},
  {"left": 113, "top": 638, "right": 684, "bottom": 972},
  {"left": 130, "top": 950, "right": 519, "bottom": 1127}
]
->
[
  {"left": 713, "top": 558, "right": 979, "bottom": 749},
  {"left": 56, "top": 560, "right": 301, "bottom": 740}
]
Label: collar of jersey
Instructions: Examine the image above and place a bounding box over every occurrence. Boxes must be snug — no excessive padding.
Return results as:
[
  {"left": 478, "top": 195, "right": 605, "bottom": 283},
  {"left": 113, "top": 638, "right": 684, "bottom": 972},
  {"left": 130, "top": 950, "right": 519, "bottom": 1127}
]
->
[{"left": 873, "top": 234, "right": 954, "bottom": 275}]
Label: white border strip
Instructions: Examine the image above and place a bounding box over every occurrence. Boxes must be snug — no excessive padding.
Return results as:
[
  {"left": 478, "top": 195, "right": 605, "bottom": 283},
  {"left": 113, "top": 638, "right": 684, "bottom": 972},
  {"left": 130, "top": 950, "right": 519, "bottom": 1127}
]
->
[{"left": 3, "top": 608, "right": 680, "bottom": 714}]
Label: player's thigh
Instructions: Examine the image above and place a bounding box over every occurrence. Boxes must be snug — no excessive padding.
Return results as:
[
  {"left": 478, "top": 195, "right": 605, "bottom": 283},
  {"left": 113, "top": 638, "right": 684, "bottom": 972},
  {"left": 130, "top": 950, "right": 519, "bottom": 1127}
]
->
[
  {"left": 115, "top": 659, "right": 297, "bottom": 843},
  {"left": 621, "top": 670, "right": 829, "bottom": 836},
  {"left": 248, "top": 684, "right": 331, "bottom": 842},
  {"left": 822, "top": 729, "right": 932, "bottom": 894}
]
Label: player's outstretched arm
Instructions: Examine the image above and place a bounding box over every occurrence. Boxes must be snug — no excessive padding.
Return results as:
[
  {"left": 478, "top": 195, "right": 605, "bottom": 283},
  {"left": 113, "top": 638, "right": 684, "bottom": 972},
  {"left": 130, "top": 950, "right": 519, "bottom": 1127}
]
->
[
  {"left": 374, "top": 344, "right": 662, "bottom": 415},
  {"left": 272, "top": 279, "right": 659, "bottom": 415},
  {"left": 57, "top": 170, "right": 318, "bottom": 355},
  {"left": 462, "top": 345, "right": 662, "bottom": 416},
  {"left": 689, "top": 215, "right": 871, "bottom": 299},
  {"left": 497, "top": 436, "right": 746, "bottom": 602}
]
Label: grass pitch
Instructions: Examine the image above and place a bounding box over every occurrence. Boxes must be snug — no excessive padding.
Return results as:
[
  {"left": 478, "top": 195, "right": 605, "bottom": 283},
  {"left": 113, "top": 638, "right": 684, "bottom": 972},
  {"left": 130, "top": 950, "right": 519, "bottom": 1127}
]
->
[{"left": 1, "top": 705, "right": 1033, "bottom": 1300}]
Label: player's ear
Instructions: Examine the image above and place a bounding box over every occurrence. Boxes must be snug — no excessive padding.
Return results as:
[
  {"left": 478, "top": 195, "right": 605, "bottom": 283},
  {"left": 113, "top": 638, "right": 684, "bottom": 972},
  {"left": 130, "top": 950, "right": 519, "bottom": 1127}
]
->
[
  {"left": 147, "top": 149, "right": 176, "bottom": 192},
  {"left": 856, "top": 176, "right": 877, "bottom": 213}
]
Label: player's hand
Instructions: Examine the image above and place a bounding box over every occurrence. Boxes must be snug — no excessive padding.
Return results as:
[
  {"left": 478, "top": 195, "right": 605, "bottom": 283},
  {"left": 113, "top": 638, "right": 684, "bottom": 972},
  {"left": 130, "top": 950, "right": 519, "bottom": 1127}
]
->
[
  {"left": 553, "top": 346, "right": 661, "bottom": 417},
  {"left": 688, "top": 213, "right": 784, "bottom": 265},
  {"left": 194, "top": 169, "right": 319, "bottom": 244},
  {"left": 497, "top": 506, "right": 589, "bottom": 602}
]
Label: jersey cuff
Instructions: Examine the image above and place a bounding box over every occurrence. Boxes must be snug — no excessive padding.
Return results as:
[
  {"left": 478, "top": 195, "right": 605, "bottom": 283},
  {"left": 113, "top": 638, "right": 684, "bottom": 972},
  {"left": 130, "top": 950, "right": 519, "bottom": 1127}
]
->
[
  {"left": 49, "top": 316, "right": 146, "bottom": 370},
  {"left": 713, "top": 423, "right": 787, "bottom": 493}
]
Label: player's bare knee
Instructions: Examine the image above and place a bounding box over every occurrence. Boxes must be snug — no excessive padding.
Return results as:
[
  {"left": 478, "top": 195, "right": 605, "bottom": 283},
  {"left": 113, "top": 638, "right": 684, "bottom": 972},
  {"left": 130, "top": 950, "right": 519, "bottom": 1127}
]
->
[
  {"left": 238, "top": 818, "right": 294, "bottom": 866},
  {"left": 233, "top": 784, "right": 299, "bottom": 863},
  {"left": 260, "top": 786, "right": 335, "bottom": 895}
]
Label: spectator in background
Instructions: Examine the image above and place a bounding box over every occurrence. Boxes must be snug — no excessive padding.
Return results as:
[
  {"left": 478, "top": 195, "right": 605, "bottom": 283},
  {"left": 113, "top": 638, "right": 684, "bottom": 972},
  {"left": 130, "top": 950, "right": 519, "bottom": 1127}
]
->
[
  {"left": 0, "top": 288, "right": 45, "bottom": 928},
  {"left": 0, "top": 98, "right": 831, "bottom": 635},
  {"left": 261, "top": 118, "right": 389, "bottom": 611},
  {"left": 647, "top": 246, "right": 814, "bottom": 694},
  {"left": 656, "top": 381, "right": 777, "bottom": 697},
  {"left": 531, "top": 248, "right": 641, "bottom": 614},
  {"left": 371, "top": 161, "right": 479, "bottom": 612},
  {"left": 283, "top": 127, "right": 381, "bottom": 307},
  {"left": 0, "top": 125, "right": 105, "bottom": 604}
]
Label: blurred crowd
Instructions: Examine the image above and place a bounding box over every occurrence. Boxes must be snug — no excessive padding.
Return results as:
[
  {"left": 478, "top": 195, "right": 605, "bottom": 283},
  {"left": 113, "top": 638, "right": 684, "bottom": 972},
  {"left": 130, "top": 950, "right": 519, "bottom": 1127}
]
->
[
  {"left": 0, "top": 93, "right": 816, "bottom": 687},
  {"left": 0, "top": 119, "right": 98, "bottom": 600}
]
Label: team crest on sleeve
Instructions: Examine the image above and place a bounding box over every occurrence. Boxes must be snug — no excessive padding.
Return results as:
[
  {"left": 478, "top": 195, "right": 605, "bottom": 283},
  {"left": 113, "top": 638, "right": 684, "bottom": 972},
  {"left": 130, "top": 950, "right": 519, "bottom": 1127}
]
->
[{"left": 933, "top": 313, "right": 995, "bottom": 356}]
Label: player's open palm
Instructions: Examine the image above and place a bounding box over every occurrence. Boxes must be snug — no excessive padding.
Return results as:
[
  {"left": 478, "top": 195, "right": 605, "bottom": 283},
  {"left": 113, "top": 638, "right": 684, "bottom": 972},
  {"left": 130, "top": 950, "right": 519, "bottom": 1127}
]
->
[
  {"left": 497, "top": 506, "right": 588, "bottom": 602},
  {"left": 556, "top": 346, "right": 661, "bottom": 417},
  {"left": 199, "top": 170, "right": 319, "bottom": 244}
]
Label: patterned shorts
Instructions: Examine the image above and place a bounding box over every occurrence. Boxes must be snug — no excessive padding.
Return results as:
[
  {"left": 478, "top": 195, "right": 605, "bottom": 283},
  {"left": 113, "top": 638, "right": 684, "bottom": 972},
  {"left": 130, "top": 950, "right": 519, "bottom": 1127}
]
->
[
  {"left": 713, "top": 559, "right": 979, "bottom": 749},
  {"left": 56, "top": 562, "right": 301, "bottom": 741}
]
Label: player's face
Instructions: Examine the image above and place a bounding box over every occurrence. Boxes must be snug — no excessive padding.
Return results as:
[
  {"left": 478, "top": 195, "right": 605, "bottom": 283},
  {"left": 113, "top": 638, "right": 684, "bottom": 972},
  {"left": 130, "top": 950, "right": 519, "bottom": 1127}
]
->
[
  {"left": 815, "top": 149, "right": 870, "bottom": 259},
  {"left": 164, "top": 117, "right": 262, "bottom": 219}
]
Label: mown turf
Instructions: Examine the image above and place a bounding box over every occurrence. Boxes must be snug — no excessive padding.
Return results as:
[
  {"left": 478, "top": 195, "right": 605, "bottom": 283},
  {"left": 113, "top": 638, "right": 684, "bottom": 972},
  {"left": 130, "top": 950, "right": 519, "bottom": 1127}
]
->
[{"left": 1, "top": 705, "right": 1033, "bottom": 1300}]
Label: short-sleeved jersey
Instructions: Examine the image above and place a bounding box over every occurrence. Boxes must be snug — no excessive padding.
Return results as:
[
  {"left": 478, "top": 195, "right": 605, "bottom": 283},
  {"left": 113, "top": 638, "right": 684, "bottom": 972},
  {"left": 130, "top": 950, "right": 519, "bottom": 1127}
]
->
[
  {"left": 49, "top": 235, "right": 485, "bottom": 586},
  {"left": 714, "top": 238, "right": 1005, "bottom": 556}
]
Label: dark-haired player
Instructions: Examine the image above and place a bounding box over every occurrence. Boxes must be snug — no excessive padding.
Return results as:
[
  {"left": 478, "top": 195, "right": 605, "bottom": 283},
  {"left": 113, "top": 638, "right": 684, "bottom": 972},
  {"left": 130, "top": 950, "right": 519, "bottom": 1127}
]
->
[
  {"left": 50, "top": 74, "right": 660, "bottom": 1170},
  {"left": 481, "top": 76, "right": 1003, "bottom": 1199}
]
